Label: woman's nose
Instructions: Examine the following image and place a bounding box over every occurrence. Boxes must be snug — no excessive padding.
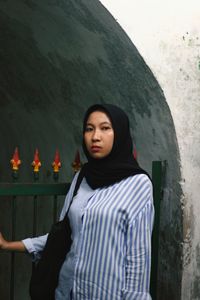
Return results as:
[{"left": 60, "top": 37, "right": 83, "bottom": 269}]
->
[{"left": 92, "top": 129, "right": 101, "bottom": 141}]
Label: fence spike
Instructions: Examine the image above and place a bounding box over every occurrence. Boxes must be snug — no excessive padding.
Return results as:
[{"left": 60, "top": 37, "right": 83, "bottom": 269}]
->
[
  {"left": 52, "top": 149, "right": 61, "bottom": 173},
  {"left": 32, "top": 148, "right": 41, "bottom": 173},
  {"left": 72, "top": 150, "right": 82, "bottom": 173},
  {"left": 10, "top": 147, "right": 21, "bottom": 171}
]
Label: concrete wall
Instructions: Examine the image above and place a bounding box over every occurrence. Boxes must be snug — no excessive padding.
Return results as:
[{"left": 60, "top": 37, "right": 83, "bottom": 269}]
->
[
  {"left": 0, "top": 1, "right": 182, "bottom": 299},
  {"left": 100, "top": 0, "right": 200, "bottom": 298}
]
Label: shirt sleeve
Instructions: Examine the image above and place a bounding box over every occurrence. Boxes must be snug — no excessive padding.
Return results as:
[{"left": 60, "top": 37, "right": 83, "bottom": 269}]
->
[
  {"left": 122, "top": 200, "right": 154, "bottom": 300},
  {"left": 22, "top": 234, "right": 48, "bottom": 261}
]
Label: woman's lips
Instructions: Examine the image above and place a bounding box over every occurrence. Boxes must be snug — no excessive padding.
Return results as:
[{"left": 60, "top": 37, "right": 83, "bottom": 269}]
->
[{"left": 91, "top": 146, "right": 101, "bottom": 152}]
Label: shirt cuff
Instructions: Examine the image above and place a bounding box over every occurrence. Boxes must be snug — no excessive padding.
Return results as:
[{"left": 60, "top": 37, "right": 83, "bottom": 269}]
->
[{"left": 22, "top": 238, "right": 36, "bottom": 253}]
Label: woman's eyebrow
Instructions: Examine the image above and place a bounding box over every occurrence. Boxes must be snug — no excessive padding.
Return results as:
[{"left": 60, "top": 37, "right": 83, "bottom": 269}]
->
[
  {"left": 100, "top": 121, "right": 111, "bottom": 125},
  {"left": 86, "top": 121, "right": 111, "bottom": 126}
]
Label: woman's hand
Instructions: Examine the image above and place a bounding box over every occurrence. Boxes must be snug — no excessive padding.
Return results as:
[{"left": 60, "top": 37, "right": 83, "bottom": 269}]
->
[
  {"left": 0, "top": 232, "right": 26, "bottom": 252},
  {"left": 0, "top": 232, "right": 8, "bottom": 250}
]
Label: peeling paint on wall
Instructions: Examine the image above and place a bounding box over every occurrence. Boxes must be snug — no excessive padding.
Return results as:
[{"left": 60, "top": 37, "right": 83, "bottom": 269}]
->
[{"left": 99, "top": 2, "right": 200, "bottom": 299}]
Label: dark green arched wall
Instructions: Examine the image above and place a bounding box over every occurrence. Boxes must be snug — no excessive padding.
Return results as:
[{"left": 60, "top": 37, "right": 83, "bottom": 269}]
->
[{"left": 0, "top": 1, "right": 182, "bottom": 299}]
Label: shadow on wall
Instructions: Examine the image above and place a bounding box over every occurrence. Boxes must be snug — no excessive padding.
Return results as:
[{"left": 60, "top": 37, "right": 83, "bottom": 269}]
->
[{"left": 0, "top": 0, "right": 182, "bottom": 299}]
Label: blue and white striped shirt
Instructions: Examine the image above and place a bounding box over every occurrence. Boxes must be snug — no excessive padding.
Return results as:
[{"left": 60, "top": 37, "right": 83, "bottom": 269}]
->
[{"left": 23, "top": 173, "right": 154, "bottom": 300}]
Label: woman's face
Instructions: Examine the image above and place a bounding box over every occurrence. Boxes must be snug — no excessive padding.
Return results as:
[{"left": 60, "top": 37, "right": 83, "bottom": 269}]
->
[{"left": 84, "top": 111, "right": 114, "bottom": 159}]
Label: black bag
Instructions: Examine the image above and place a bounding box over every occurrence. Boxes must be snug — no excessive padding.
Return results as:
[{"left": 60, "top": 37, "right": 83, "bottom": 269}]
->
[{"left": 29, "top": 171, "right": 83, "bottom": 300}]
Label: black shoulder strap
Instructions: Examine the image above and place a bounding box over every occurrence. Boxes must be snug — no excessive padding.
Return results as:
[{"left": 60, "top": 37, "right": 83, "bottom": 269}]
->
[
  {"left": 72, "top": 168, "right": 85, "bottom": 199},
  {"left": 63, "top": 168, "right": 85, "bottom": 220}
]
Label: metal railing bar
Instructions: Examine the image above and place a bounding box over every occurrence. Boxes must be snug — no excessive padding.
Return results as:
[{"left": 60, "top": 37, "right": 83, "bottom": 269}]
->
[
  {"left": 150, "top": 160, "right": 166, "bottom": 300},
  {"left": 10, "top": 196, "right": 16, "bottom": 300},
  {"left": 0, "top": 183, "right": 70, "bottom": 196}
]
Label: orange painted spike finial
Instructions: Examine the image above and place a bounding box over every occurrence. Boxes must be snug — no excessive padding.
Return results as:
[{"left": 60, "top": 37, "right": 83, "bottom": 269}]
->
[
  {"left": 32, "top": 148, "right": 41, "bottom": 172},
  {"left": 52, "top": 149, "right": 61, "bottom": 173},
  {"left": 72, "top": 150, "right": 82, "bottom": 173},
  {"left": 10, "top": 147, "right": 21, "bottom": 171}
]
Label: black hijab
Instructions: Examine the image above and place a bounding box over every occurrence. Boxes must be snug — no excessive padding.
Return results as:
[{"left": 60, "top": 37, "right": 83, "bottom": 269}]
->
[{"left": 82, "top": 104, "right": 149, "bottom": 189}]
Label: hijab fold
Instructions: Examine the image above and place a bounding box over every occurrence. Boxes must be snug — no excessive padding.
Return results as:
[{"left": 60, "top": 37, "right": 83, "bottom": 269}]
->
[{"left": 82, "top": 104, "right": 149, "bottom": 189}]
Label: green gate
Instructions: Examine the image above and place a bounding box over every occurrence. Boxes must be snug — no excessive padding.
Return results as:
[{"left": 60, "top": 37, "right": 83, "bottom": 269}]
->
[{"left": 0, "top": 160, "right": 166, "bottom": 300}]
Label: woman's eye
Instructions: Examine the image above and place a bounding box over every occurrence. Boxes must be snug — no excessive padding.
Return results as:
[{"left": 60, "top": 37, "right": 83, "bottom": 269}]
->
[
  {"left": 85, "top": 127, "right": 93, "bottom": 132},
  {"left": 102, "top": 126, "right": 111, "bottom": 131}
]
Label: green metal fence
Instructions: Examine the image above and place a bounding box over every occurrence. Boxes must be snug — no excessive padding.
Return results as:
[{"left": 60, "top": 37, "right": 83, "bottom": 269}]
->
[
  {"left": 0, "top": 182, "right": 70, "bottom": 300},
  {"left": 0, "top": 160, "right": 165, "bottom": 300},
  {"left": 150, "top": 160, "right": 166, "bottom": 300}
]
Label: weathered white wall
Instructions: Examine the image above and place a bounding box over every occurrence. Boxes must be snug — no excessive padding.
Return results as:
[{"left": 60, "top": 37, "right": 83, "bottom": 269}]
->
[{"left": 100, "top": 1, "right": 200, "bottom": 298}]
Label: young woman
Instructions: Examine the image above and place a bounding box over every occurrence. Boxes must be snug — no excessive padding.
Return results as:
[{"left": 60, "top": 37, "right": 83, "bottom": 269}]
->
[{"left": 0, "top": 104, "right": 154, "bottom": 299}]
